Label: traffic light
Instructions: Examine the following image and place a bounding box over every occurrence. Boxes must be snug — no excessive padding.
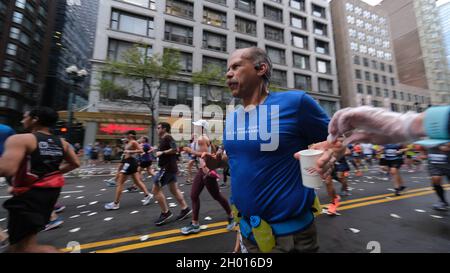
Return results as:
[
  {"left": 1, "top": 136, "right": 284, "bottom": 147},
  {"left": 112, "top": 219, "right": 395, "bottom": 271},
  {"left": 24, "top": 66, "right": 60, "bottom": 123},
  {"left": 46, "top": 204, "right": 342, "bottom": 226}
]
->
[{"left": 54, "top": 120, "right": 68, "bottom": 135}]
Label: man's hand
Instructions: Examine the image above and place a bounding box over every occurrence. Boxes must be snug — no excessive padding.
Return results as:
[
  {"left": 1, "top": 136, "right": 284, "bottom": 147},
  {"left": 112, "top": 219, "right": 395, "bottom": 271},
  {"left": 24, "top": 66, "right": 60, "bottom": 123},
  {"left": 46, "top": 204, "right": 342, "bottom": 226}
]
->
[
  {"left": 183, "top": 147, "right": 193, "bottom": 154},
  {"left": 156, "top": 151, "right": 164, "bottom": 157},
  {"left": 294, "top": 140, "right": 345, "bottom": 179}
]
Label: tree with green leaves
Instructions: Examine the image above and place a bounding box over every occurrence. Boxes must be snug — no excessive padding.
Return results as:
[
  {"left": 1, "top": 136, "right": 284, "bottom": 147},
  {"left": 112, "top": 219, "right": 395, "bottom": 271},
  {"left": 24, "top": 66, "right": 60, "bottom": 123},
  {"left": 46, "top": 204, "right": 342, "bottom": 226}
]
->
[{"left": 98, "top": 45, "right": 181, "bottom": 145}]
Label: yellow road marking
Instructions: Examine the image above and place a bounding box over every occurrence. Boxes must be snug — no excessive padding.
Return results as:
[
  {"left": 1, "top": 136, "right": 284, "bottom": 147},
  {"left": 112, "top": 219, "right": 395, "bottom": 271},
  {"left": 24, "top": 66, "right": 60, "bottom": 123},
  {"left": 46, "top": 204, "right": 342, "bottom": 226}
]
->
[
  {"left": 61, "top": 221, "right": 228, "bottom": 252},
  {"left": 61, "top": 185, "right": 449, "bottom": 253},
  {"left": 94, "top": 228, "right": 231, "bottom": 253}
]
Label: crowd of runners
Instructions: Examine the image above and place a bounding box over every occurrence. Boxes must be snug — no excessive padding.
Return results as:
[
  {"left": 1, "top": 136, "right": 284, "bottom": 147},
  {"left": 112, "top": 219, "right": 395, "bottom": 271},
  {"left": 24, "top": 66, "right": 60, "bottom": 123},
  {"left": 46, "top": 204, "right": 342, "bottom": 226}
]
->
[{"left": 0, "top": 47, "right": 448, "bottom": 253}]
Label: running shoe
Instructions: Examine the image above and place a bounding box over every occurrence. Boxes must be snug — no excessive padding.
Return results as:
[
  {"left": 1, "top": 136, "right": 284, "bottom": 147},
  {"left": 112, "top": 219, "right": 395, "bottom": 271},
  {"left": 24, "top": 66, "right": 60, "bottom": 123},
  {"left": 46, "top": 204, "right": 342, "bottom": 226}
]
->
[
  {"left": 226, "top": 217, "right": 236, "bottom": 231},
  {"left": 327, "top": 203, "right": 337, "bottom": 215},
  {"left": 432, "top": 202, "right": 449, "bottom": 211},
  {"left": 176, "top": 207, "right": 192, "bottom": 221},
  {"left": 340, "top": 190, "right": 352, "bottom": 197},
  {"left": 105, "top": 178, "right": 116, "bottom": 187},
  {"left": 181, "top": 223, "right": 201, "bottom": 235},
  {"left": 44, "top": 216, "right": 64, "bottom": 231},
  {"left": 155, "top": 211, "right": 173, "bottom": 226},
  {"left": 53, "top": 204, "right": 66, "bottom": 213},
  {"left": 185, "top": 179, "right": 192, "bottom": 185},
  {"left": 142, "top": 194, "right": 154, "bottom": 206},
  {"left": 104, "top": 202, "right": 120, "bottom": 210}
]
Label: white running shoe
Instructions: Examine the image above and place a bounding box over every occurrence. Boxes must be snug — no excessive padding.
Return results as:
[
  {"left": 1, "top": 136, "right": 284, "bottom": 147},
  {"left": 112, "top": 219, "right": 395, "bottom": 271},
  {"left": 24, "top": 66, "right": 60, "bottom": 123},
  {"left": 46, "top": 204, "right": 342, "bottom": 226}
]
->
[
  {"left": 142, "top": 194, "right": 154, "bottom": 206},
  {"left": 105, "top": 202, "right": 120, "bottom": 210}
]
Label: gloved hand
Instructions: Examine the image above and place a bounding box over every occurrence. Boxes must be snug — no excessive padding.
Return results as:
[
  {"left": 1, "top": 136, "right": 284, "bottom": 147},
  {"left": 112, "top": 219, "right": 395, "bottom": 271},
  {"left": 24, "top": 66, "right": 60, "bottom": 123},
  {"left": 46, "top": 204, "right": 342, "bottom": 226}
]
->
[{"left": 328, "top": 106, "right": 423, "bottom": 145}]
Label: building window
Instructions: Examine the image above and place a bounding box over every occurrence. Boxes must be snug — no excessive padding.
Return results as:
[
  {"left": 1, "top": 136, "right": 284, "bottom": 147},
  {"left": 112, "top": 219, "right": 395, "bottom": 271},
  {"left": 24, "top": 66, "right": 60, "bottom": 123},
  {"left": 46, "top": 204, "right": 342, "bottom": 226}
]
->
[
  {"left": 318, "top": 78, "right": 333, "bottom": 94},
  {"left": 357, "top": 83, "right": 363, "bottom": 94},
  {"left": 367, "top": 85, "right": 373, "bottom": 95},
  {"left": 355, "top": 69, "right": 362, "bottom": 79},
  {"left": 290, "top": 0, "right": 305, "bottom": 11},
  {"left": 235, "top": 16, "right": 256, "bottom": 36},
  {"left": 265, "top": 25, "right": 284, "bottom": 43},
  {"left": 365, "top": 71, "right": 371, "bottom": 81},
  {"left": 292, "top": 33, "right": 308, "bottom": 49},
  {"left": 313, "top": 21, "right": 327, "bottom": 36},
  {"left": 354, "top": 55, "right": 360, "bottom": 65},
  {"left": 371, "top": 60, "right": 378, "bottom": 70},
  {"left": 6, "top": 43, "right": 18, "bottom": 56},
  {"left": 203, "top": 31, "right": 227, "bottom": 52},
  {"left": 376, "top": 87, "right": 381, "bottom": 97},
  {"left": 164, "top": 22, "right": 193, "bottom": 45},
  {"left": 316, "top": 58, "right": 331, "bottom": 74},
  {"left": 235, "top": 38, "right": 257, "bottom": 49},
  {"left": 235, "top": 0, "right": 256, "bottom": 14},
  {"left": 373, "top": 73, "right": 379, "bottom": 83},
  {"left": 175, "top": 50, "right": 193, "bottom": 73},
  {"left": 203, "top": 7, "right": 227, "bottom": 28},
  {"left": 319, "top": 100, "right": 337, "bottom": 117},
  {"left": 207, "top": 0, "right": 227, "bottom": 5},
  {"left": 165, "top": 0, "right": 194, "bottom": 19},
  {"left": 388, "top": 65, "right": 393, "bottom": 73},
  {"left": 380, "top": 62, "right": 385, "bottom": 71},
  {"left": 315, "top": 39, "right": 329, "bottom": 55},
  {"left": 391, "top": 103, "right": 398, "bottom": 112},
  {"left": 200, "top": 85, "right": 226, "bottom": 104},
  {"left": 160, "top": 80, "right": 193, "bottom": 106},
  {"left": 264, "top": 4, "right": 283, "bottom": 23},
  {"left": 390, "top": 78, "right": 395, "bottom": 86},
  {"left": 312, "top": 4, "right": 326, "bottom": 19},
  {"left": 363, "top": 57, "right": 369, "bottom": 67},
  {"left": 271, "top": 69, "right": 287, "bottom": 87},
  {"left": 123, "top": 0, "right": 156, "bottom": 9},
  {"left": 384, "top": 89, "right": 389, "bottom": 98},
  {"left": 111, "top": 10, "right": 154, "bottom": 37},
  {"left": 400, "top": 92, "right": 404, "bottom": 100},
  {"left": 293, "top": 53, "right": 310, "bottom": 70},
  {"left": 291, "top": 14, "right": 307, "bottom": 30},
  {"left": 203, "top": 56, "right": 227, "bottom": 74},
  {"left": 266, "top": 46, "right": 285, "bottom": 65},
  {"left": 294, "top": 74, "right": 312, "bottom": 91},
  {"left": 108, "top": 39, "right": 153, "bottom": 61}
]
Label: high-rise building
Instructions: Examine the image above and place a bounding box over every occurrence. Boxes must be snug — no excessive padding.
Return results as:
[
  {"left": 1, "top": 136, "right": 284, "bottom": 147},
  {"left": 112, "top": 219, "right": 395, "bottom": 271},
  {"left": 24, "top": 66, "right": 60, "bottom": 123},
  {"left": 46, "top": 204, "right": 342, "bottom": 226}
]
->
[
  {"left": 0, "top": 0, "right": 57, "bottom": 127},
  {"left": 330, "top": 0, "right": 430, "bottom": 111},
  {"left": 379, "top": 0, "right": 450, "bottom": 105},
  {"left": 43, "top": 0, "right": 99, "bottom": 111},
  {"left": 84, "top": 0, "right": 340, "bottom": 145},
  {"left": 438, "top": 0, "right": 450, "bottom": 70}
]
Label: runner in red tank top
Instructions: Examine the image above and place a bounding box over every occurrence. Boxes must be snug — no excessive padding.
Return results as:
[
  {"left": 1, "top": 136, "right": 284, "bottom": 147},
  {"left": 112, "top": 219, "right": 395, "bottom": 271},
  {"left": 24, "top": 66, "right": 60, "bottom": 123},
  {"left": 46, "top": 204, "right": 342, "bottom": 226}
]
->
[{"left": 0, "top": 107, "right": 80, "bottom": 253}]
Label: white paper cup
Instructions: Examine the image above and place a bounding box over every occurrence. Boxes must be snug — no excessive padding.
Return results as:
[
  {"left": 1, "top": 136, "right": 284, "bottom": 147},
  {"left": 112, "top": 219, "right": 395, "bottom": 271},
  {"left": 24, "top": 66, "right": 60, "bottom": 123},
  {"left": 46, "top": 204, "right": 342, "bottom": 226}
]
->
[{"left": 299, "top": 149, "right": 324, "bottom": 189}]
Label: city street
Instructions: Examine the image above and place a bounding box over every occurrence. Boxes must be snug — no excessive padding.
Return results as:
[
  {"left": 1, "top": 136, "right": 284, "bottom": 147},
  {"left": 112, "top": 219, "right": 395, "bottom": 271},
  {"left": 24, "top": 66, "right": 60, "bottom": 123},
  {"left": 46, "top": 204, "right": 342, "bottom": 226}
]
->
[{"left": 1, "top": 161, "right": 448, "bottom": 253}]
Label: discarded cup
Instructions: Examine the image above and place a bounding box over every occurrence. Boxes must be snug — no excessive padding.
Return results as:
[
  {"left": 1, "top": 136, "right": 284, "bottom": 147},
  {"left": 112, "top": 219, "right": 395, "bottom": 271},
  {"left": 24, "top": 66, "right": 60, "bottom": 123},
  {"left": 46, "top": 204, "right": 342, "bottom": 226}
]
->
[{"left": 298, "top": 149, "right": 324, "bottom": 189}]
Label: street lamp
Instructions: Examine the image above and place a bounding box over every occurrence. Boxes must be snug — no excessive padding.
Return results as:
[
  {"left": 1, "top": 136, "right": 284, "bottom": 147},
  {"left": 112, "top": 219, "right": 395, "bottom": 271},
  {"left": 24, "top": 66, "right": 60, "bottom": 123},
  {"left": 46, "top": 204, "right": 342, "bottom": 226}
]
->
[{"left": 65, "top": 65, "right": 88, "bottom": 143}]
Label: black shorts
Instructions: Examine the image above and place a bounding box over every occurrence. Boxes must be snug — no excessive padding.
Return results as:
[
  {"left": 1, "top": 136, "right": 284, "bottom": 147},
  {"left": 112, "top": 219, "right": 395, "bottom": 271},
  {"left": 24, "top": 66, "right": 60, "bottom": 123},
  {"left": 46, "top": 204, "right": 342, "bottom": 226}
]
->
[
  {"left": 379, "top": 158, "right": 387, "bottom": 166},
  {"left": 90, "top": 153, "right": 98, "bottom": 160},
  {"left": 120, "top": 157, "right": 139, "bottom": 175},
  {"left": 428, "top": 164, "right": 450, "bottom": 177},
  {"left": 3, "top": 188, "right": 61, "bottom": 245},
  {"left": 385, "top": 159, "right": 403, "bottom": 169},
  {"left": 153, "top": 170, "right": 177, "bottom": 187},
  {"left": 140, "top": 161, "right": 152, "bottom": 168},
  {"left": 104, "top": 155, "right": 111, "bottom": 161}
]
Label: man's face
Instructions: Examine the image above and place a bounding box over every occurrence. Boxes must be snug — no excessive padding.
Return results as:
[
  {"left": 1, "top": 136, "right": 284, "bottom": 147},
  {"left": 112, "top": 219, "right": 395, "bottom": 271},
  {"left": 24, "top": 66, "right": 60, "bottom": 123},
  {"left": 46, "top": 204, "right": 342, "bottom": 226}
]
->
[
  {"left": 157, "top": 125, "right": 165, "bottom": 137},
  {"left": 226, "top": 49, "right": 261, "bottom": 99},
  {"left": 21, "top": 111, "right": 35, "bottom": 131}
]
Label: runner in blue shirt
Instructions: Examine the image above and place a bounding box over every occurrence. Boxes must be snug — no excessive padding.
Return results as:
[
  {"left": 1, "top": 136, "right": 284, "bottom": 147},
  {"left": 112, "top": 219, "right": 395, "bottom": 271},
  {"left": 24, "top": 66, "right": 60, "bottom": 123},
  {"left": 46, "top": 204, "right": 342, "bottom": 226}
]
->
[
  {"left": 384, "top": 143, "right": 407, "bottom": 196},
  {"left": 203, "top": 47, "right": 342, "bottom": 253},
  {"left": 0, "top": 124, "right": 15, "bottom": 156}
]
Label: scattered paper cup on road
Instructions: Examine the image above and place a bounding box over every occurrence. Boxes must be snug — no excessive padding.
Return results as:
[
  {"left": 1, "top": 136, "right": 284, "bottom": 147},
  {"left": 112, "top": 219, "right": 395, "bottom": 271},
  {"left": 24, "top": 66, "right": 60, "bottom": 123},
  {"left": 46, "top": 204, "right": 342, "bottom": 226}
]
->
[{"left": 298, "top": 149, "right": 324, "bottom": 189}]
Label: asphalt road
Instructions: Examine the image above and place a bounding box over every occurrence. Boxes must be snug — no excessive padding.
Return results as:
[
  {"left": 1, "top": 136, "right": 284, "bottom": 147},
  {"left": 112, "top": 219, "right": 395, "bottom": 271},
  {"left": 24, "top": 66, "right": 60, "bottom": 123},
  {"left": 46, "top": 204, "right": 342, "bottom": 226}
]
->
[{"left": 0, "top": 162, "right": 449, "bottom": 253}]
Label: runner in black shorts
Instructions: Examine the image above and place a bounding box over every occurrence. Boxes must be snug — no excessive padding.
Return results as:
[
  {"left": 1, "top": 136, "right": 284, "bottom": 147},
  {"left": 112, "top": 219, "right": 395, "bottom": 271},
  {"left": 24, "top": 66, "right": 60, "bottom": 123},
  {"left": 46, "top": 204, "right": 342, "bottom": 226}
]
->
[
  {"left": 104, "top": 130, "right": 153, "bottom": 210},
  {"left": 384, "top": 144, "right": 407, "bottom": 196},
  {"left": 0, "top": 107, "right": 80, "bottom": 252},
  {"left": 425, "top": 143, "right": 450, "bottom": 211}
]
